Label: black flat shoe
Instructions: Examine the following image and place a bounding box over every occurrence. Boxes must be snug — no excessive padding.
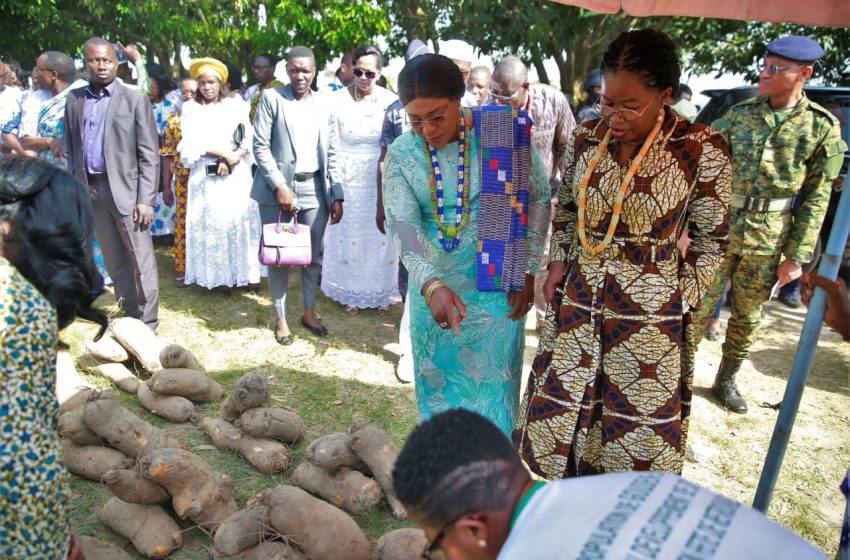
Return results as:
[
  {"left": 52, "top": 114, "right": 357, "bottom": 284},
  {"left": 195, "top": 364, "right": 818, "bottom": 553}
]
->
[
  {"left": 275, "top": 331, "right": 294, "bottom": 345},
  {"left": 301, "top": 316, "right": 328, "bottom": 337}
]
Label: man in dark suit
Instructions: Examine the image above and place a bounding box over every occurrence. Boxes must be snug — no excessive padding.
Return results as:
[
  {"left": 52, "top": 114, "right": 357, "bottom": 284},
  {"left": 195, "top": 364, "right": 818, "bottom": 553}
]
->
[
  {"left": 64, "top": 37, "right": 160, "bottom": 329},
  {"left": 252, "top": 45, "right": 343, "bottom": 345}
]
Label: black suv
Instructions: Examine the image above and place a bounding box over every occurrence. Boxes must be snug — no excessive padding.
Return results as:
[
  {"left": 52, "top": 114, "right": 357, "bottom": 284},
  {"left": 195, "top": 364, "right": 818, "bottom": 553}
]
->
[{"left": 695, "top": 86, "right": 850, "bottom": 279}]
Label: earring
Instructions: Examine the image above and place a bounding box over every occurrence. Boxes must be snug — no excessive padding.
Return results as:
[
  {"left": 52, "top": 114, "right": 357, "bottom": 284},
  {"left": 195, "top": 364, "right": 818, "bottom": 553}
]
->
[
  {"left": 477, "top": 539, "right": 487, "bottom": 548},
  {"left": 657, "top": 107, "right": 664, "bottom": 123}
]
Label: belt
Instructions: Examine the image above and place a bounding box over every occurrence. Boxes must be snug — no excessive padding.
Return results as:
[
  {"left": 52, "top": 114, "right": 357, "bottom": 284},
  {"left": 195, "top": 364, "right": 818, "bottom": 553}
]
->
[
  {"left": 573, "top": 239, "right": 679, "bottom": 264},
  {"left": 293, "top": 170, "right": 321, "bottom": 182},
  {"left": 730, "top": 193, "right": 794, "bottom": 213}
]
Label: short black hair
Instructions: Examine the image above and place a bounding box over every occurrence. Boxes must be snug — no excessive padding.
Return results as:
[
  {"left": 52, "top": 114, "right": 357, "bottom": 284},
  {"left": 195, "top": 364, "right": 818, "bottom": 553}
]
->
[
  {"left": 393, "top": 409, "right": 523, "bottom": 526},
  {"left": 82, "top": 37, "right": 114, "bottom": 59},
  {"left": 341, "top": 50, "right": 355, "bottom": 65},
  {"left": 353, "top": 45, "right": 384, "bottom": 69},
  {"left": 600, "top": 28, "right": 680, "bottom": 93},
  {"left": 397, "top": 54, "right": 466, "bottom": 105},
  {"left": 287, "top": 46, "right": 315, "bottom": 65},
  {"left": 256, "top": 53, "right": 280, "bottom": 67},
  {"left": 42, "top": 51, "right": 77, "bottom": 83},
  {"left": 677, "top": 83, "right": 692, "bottom": 97},
  {"left": 0, "top": 156, "right": 108, "bottom": 338}
]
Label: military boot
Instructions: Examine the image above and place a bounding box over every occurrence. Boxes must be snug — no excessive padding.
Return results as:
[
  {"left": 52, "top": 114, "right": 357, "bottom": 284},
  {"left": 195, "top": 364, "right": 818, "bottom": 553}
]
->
[{"left": 711, "top": 357, "right": 748, "bottom": 414}]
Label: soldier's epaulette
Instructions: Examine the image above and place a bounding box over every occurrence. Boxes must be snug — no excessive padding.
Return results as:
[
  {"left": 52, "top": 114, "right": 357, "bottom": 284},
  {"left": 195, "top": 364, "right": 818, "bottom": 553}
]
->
[{"left": 807, "top": 100, "right": 841, "bottom": 126}]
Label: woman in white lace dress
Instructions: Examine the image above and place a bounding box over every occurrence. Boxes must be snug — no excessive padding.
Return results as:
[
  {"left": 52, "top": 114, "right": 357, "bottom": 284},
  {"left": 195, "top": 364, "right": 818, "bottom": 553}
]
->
[
  {"left": 179, "top": 58, "right": 263, "bottom": 294},
  {"left": 322, "top": 45, "right": 399, "bottom": 314}
]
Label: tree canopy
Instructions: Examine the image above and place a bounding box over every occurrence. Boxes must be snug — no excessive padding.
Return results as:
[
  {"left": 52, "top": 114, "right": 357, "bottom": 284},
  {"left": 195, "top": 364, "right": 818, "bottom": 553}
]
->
[{"left": 2, "top": 0, "right": 847, "bottom": 95}]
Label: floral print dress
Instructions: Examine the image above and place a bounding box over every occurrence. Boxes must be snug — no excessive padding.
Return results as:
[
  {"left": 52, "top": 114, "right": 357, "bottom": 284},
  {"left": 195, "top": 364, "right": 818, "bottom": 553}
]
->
[
  {"left": 0, "top": 258, "right": 72, "bottom": 558},
  {"left": 514, "top": 107, "right": 731, "bottom": 477}
]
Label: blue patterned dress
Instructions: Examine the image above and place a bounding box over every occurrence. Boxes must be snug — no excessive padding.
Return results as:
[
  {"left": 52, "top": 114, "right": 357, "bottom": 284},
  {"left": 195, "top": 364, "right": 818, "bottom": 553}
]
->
[
  {"left": 383, "top": 129, "right": 550, "bottom": 435},
  {"left": 0, "top": 258, "right": 71, "bottom": 558}
]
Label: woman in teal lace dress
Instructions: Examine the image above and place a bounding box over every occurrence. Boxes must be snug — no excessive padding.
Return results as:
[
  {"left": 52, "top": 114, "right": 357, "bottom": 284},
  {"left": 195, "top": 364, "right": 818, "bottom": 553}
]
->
[
  {"left": 382, "top": 54, "right": 550, "bottom": 435},
  {"left": 0, "top": 156, "right": 107, "bottom": 559}
]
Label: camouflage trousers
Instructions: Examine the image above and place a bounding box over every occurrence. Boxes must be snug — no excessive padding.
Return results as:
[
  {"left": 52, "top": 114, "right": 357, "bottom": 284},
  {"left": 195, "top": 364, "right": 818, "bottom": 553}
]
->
[{"left": 693, "top": 253, "right": 782, "bottom": 362}]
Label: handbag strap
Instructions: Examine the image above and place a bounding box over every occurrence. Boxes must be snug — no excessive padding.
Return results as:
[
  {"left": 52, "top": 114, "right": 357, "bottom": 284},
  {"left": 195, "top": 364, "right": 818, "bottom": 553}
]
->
[{"left": 275, "top": 211, "right": 299, "bottom": 233}]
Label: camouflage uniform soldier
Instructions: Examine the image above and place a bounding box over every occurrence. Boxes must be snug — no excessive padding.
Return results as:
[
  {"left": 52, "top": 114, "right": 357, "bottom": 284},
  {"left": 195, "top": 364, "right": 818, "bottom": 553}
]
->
[{"left": 694, "top": 35, "right": 847, "bottom": 413}]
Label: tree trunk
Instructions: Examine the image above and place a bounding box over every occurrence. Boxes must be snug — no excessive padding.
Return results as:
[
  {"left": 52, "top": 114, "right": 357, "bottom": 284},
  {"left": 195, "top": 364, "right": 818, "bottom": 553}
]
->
[{"left": 531, "top": 48, "right": 551, "bottom": 85}]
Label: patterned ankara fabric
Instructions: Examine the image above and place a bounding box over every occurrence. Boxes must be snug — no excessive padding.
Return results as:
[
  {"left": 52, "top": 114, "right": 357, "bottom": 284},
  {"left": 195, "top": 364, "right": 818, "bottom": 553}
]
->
[
  {"left": 514, "top": 107, "right": 731, "bottom": 478},
  {"left": 0, "top": 258, "right": 72, "bottom": 558},
  {"left": 383, "top": 125, "right": 551, "bottom": 436},
  {"left": 160, "top": 111, "right": 188, "bottom": 276},
  {"left": 474, "top": 106, "right": 533, "bottom": 293},
  {"left": 246, "top": 80, "right": 284, "bottom": 123}
]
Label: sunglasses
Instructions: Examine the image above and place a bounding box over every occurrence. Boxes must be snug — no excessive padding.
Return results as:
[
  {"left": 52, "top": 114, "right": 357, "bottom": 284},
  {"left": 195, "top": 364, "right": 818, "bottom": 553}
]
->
[
  {"left": 489, "top": 82, "right": 529, "bottom": 105},
  {"left": 758, "top": 63, "right": 808, "bottom": 76},
  {"left": 353, "top": 67, "right": 377, "bottom": 80}
]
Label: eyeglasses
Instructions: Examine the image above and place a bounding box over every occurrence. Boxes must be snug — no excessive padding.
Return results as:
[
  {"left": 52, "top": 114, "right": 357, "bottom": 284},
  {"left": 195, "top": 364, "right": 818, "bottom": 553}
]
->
[
  {"left": 489, "top": 82, "right": 528, "bottom": 105},
  {"left": 593, "top": 93, "right": 660, "bottom": 123},
  {"left": 421, "top": 518, "right": 458, "bottom": 559},
  {"left": 407, "top": 102, "right": 453, "bottom": 128},
  {"left": 352, "top": 67, "right": 377, "bottom": 80},
  {"left": 758, "top": 63, "right": 808, "bottom": 76}
]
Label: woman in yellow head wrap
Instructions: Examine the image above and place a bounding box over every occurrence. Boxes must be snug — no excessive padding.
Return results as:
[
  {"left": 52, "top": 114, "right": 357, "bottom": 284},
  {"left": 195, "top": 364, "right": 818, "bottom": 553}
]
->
[{"left": 177, "top": 58, "right": 264, "bottom": 294}]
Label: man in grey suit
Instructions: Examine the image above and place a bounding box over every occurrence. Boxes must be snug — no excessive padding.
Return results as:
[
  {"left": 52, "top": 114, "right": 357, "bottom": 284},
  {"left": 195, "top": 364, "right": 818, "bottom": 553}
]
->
[
  {"left": 252, "top": 46, "right": 343, "bottom": 345},
  {"left": 64, "top": 37, "right": 160, "bottom": 329}
]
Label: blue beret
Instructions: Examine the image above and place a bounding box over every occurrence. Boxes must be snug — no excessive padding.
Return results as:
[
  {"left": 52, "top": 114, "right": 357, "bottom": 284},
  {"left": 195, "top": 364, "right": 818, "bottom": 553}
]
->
[{"left": 766, "top": 35, "right": 824, "bottom": 62}]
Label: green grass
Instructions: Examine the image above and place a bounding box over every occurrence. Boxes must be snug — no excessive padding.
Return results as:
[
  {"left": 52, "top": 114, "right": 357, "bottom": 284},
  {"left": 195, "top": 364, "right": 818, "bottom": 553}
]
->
[
  {"left": 62, "top": 249, "right": 417, "bottom": 558},
  {"left": 60, "top": 248, "right": 849, "bottom": 558}
]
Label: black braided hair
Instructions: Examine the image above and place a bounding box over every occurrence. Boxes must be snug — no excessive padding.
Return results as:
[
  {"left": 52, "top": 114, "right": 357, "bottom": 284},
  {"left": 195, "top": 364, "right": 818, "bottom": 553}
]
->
[
  {"left": 393, "top": 409, "right": 523, "bottom": 526},
  {"left": 600, "top": 28, "right": 680, "bottom": 93},
  {"left": 0, "top": 156, "right": 108, "bottom": 339}
]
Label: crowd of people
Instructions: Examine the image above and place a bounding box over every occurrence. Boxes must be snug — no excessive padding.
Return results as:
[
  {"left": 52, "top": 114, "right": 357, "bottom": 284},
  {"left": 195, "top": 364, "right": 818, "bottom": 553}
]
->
[{"left": 0, "top": 26, "right": 848, "bottom": 559}]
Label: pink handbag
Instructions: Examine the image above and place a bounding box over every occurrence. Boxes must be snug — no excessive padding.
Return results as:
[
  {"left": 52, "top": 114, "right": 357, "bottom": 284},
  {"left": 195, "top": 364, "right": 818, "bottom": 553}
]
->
[{"left": 258, "top": 212, "right": 312, "bottom": 266}]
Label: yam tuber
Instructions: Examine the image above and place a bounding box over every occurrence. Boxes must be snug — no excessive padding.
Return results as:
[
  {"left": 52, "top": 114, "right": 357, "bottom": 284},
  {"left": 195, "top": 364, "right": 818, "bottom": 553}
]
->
[
  {"left": 239, "top": 542, "right": 309, "bottom": 560},
  {"left": 159, "top": 343, "right": 205, "bottom": 373},
  {"left": 256, "top": 485, "right": 370, "bottom": 560},
  {"left": 137, "top": 382, "right": 198, "bottom": 424},
  {"left": 143, "top": 448, "right": 238, "bottom": 532},
  {"left": 147, "top": 368, "right": 223, "bottom": 403},
  {"left": 213, "top": 504, "right": 267, "bottom": 557},
  {"left": 373, "top": 528, "right": 428, "bottom": 560},
  {"left": 103, "top": 468, "right": 170, "bottom": 505},
  {"left": 236, "top": 407, "right": 305, "bottom": 443},
  {"left": 202, "top": 417, "right": 289, "bottom": 474},
  {"left": 291, "top": 462, "right": 382, "bottom": 514},
  {"left": 78, "top": 353, "right": 140, "bottom": 393},
  {"left": 59, "top": 386, "right": 112, "bottom": 415},
  {"left": 55, "top": 350, "right": 96, "bottom": 410},
  {"left": 306, "top": 432, "right": 369, "bottom": 473},
  {"left": 62, "top": 440, "right": 132, "bottom": 481},
  {"left": 58, "top": 407, "right": 104, "bottom": 446},
  {"left": 110, "top": 317, "right": 167, "bottom": 373},
  {"left": 84, "top": 396, "right": 182, "bottom": 458},
  {"left": 78, "top": 535, "right": 134, "bottom": 560},
  {"left": 348, "top": 423, "right": 407, "bottom": 520},
  {"left": 219, "top": 371, "right": 270, "bottom": 422},
  {"left": 84, "top": 334, "right": 130, "bottom": 363},
  {"left": 97, "top": 498, "right": 182, "bottom": 559}
]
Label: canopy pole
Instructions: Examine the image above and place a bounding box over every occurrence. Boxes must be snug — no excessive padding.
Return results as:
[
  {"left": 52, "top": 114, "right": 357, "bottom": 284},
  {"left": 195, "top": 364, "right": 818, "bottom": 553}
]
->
[{"left": 753, "top": 126, "right": 850, "bottom": 513}]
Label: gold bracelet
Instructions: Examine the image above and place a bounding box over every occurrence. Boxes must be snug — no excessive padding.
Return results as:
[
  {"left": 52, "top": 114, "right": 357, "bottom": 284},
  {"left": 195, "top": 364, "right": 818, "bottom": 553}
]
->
[{"left": 424, "top": 279, "right": 444, "bottom": 306}]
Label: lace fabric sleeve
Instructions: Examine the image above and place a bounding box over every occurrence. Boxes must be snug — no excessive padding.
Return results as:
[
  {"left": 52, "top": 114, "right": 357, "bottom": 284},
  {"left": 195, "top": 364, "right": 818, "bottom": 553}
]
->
[
  {"left": 382, "top": 141, "right": 439, "bottom": 295},
  {"left": 526, "top": 146, "right": 553, "bottom": 274}
]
